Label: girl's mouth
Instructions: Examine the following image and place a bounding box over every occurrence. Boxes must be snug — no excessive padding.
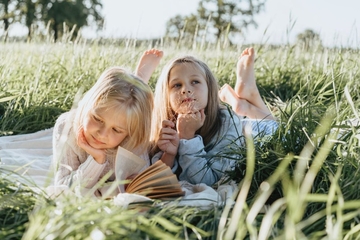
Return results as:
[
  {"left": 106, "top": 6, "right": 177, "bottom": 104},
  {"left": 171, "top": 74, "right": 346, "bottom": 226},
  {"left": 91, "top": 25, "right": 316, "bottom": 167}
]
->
[
  {"left": 181, "top": 98, "right": 194, "bottom": 103},
  {"left": 92, "top": 135, "right": 105, "bottom": 145}
]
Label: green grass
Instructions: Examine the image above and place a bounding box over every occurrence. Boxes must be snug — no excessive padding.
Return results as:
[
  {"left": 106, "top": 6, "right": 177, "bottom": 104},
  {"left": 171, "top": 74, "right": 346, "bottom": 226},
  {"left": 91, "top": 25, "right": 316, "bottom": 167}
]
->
[{"left": 1, "top": 36, "right": 360, "bottom": 239}]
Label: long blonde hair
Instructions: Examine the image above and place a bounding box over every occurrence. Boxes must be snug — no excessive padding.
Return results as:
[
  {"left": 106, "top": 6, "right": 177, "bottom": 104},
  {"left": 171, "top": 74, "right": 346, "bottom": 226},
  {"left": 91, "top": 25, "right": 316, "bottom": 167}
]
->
[
  {"left": 150, "top": 56, "right": 224, "bottom": 154},
  {"left": 74, "top": 66, "right": 154, "bottom": 152}
]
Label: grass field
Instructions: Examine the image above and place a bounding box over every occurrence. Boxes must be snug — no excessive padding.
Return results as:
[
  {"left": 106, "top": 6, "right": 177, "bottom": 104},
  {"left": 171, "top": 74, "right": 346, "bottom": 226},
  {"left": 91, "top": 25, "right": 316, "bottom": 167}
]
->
[{"left": 1, "top": 37, "right": 360, "bottom": 239}]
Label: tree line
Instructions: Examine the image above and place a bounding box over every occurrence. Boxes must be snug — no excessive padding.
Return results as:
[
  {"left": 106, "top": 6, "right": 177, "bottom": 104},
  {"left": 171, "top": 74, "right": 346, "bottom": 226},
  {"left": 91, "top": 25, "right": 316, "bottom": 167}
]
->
[
  {"left": 1, "top": 0, "right": 321, "bottom": 47},
  {"left": 1, "top": 0, "right": 268, "bottom": 43},
  {"left": 165, "top": 0, "right": 266, "bottom": 45},
  {"left": 0, "top": 0, "right": 103, "bottom": 41}
]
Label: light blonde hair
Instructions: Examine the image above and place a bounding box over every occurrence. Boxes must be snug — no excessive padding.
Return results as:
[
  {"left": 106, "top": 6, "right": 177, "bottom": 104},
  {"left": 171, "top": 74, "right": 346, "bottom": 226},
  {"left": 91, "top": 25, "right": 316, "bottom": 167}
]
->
[
  {"left": 74, "top": 66, "right": 154, "bottom": 152},
  {"left": 150, "top": 56, "right": 224, "bottom": 154}
]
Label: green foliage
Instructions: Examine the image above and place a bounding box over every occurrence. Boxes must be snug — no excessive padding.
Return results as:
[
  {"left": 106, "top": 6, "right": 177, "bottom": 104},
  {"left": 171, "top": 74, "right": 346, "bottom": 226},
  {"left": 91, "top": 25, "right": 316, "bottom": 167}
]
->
[
  {"left": 1, "top": 0, "right": 104, "bottom": 42},
  {"left": 296, "top": 29, "right": 323, "bottom": 50},
  {"left": 21, "top": 198, "right": 216, "bottom": 240},
  {"left": 39, "top": 0, "right": 104, "bottom": 41},
  {"left": 0, "top": 42, "right": 146, "bottom": 135},
  {"left": 222, "top": 42, "right": 360, "bottom": 238},
  {"left": 165, "top": 0, "right": 266, "bottom": 44},
  {"left": 0, "top": 0, "right": 21, "bottom": 41},
  {"left": 0, "top": 173, "right": 51, "bottom": 239},
  {"left": 1, "top": 38, "right": 360, "bottom": 239}
]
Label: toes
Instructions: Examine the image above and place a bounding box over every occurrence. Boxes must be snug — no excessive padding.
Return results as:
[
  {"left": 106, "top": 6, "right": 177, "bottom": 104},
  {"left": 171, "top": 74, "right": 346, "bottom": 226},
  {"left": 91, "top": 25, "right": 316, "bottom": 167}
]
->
[
  {"left": 156, "top": 50, "right": 164, "bottom": 57},
  {"left": 248, "top": 47, "right": 255, "bottom": 56}
]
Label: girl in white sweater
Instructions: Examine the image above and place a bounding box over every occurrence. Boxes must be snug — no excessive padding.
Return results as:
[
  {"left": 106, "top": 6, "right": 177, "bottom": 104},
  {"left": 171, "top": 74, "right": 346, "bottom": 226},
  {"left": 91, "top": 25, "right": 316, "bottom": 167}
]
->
[{"left": 53, "top": 49, "right": 163, "bottom": 195}]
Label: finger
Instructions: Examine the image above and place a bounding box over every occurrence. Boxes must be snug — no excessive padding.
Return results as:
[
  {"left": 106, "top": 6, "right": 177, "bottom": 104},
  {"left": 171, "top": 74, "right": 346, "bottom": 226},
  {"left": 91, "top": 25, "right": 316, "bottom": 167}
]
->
[
  {"left": 157, "top": 139, "right": 169, "bottom": 146},
  {"left": 157, "top": 141, "right": 171, "bottom": 151},
  {"left": 177, "top": 104, "right": 195, "bottom": 114},
  {"left": 177, "top": 113, "right": 193, "bottom": 119},
  {"left": 162, "top": 120, "right": 175, "bottom": 128},
  {"left": 77, "top": 131, "right": 86, "bottom": 146},
  {"left": 159, "top": 134, "right": 176, "bottom": 141},
  {"left": 77, "top": 137, "right": 89, "bottom": 151},
  {"left": 77, "top": 130, "right": 92, "bottom": 152},
  {"left": 77, "top": 127, "right": 87, "bottom": 143},
  {"left": 188, "top": 111, "right": 202, "bottom": 122},
  {"left": 160, "top": 126, "right": 177, "bottom": 134},
  {"left": 199, "top": 109, "right": 206, "bottom": 122},
  {"left": 193, "top": 111, "right": 201, "bottom": 118}
]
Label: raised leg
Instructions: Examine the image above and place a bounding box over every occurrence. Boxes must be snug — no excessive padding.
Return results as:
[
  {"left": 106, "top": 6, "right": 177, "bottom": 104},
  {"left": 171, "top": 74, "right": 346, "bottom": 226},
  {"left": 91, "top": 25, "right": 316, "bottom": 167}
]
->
[
  {"left": 234, "top": 47, "right": 269, "bottom": 114},
  {"left": 135, "top": 48, "right": 163, "bottom": 84},
  {"left": 219, "top": 84, "right": 274, "bottom": 120}
]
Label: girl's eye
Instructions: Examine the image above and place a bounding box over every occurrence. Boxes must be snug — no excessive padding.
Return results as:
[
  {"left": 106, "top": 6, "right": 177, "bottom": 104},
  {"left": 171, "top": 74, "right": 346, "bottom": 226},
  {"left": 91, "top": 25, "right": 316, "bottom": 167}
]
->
[
  {"left": 173, "top": 83, "right": 181, "bottom": 88},
  {"left": 192, "top": 80, "right": 200, "bottom": 84},
  {"left": 113, "top": 128, "right": 121, "bottom": 133},
  {"left": 93, "top": 115, "right": 102, "bottom": 123}
]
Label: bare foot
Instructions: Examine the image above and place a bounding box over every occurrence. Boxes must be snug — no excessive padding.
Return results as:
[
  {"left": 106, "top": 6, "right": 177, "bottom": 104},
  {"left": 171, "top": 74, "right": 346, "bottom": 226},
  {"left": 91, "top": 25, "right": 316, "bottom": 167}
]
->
[
  {"left": 234, "top": 47, "right": 257, "bottom": 100},
  {"left": 135, "top": 48, "right": 163, "bottom": 84},
  {"left": 219, "top": 83, "right": 276, "bottom": 120},
  {"left": 219, "top": 84, "right": 246, "bottom": 117}
]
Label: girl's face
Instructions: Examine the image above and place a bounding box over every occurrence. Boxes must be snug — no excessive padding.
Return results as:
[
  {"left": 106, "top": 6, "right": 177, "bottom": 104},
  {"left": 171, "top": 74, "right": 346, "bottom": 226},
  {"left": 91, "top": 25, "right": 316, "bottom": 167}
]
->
[
  {"left": 168, "top": 63, "right": 208, "bottom": 114},
  {"left": 82, "top": 105, "right": 128, "bottom": 150}
]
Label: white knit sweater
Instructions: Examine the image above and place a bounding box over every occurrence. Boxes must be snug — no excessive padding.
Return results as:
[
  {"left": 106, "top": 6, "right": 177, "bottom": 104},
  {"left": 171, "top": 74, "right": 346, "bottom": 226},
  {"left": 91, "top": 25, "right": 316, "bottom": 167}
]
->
[{"left": 52, "top": 110, "right": 149, "bottom": 192}]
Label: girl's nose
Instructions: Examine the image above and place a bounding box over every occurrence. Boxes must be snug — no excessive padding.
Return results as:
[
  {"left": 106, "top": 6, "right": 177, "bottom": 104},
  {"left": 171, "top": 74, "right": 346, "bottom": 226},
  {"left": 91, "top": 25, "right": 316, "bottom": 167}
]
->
[
  {"left": 97, "top": 127, "right": 108, "bottom": 139},
  {"left": 182, "top": 89, "right": 191, "bottom": 94}
]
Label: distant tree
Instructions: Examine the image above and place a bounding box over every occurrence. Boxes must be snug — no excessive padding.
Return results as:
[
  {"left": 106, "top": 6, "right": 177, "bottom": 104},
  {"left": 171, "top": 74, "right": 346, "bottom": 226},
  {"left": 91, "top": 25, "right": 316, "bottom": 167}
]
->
[
  {"left": 17, "top": 0, "right": 37, "bottom": 40},
  {"left": 296, "top": 29, "right": 322, "bottom": 50},
  {"left": 165, "top": 14, "right": 199, "bottom": 42},
  {"left": 0, "top": 0, "right": 21, "bottom": 41},
  {"left": 1, "top": 0, "right": 103, "bottom": 42},
  {"left": 38, "top": 0, "right": 103, "bottom": 41},
  {"left": 165, "top": 0, "right": 266, "bottom": 44}
]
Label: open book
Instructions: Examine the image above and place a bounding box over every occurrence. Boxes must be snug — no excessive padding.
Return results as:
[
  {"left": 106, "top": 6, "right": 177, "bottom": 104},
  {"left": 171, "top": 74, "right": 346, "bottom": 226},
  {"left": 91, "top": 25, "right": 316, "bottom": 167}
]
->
[{"left": 115, "top": 147, "right": 185, "bottom": 199}]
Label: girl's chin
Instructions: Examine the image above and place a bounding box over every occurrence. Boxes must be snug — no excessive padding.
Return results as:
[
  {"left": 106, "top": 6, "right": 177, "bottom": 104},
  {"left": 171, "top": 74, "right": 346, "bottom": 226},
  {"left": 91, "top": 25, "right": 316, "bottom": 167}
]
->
[
  {"left": 91, "top": 144, "right": 116, "bottom": 151},
  {"left": 89, "top": 142, "right": 106, "bottom": 150},
  {"left": 177, "top": 106, "right": 200, "bottom": 114}
]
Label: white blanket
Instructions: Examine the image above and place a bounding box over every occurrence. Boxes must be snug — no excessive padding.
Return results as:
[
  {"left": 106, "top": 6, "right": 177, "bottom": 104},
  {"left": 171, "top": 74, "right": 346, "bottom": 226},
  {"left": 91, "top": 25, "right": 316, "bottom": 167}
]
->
[
  {"left": 0, "top": 129, "right": 238, "bottom": 207},
  {"left": 0, "top": 128, "right": 54, "bottom": 187}
]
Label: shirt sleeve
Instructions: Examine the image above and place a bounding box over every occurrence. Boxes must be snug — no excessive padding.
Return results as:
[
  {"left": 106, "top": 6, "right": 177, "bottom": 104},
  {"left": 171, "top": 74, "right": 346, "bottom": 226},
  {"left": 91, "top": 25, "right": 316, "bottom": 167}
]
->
[
  {"left": 151, "top": 151, "right": 162, "bottom": 164},
  {"left": 54, "top": 154, "right": 108, "bottom": 188},
  {"left": 177, "top": 111, "right": 242, "bottom": 186},
  {"left": 52, "top": 112, "right": 108, "bottom": 188},
  {"left": 151, "top": 151, "right": 180, "bottom": 173},
  {"left": 242, "top": 119, "right": 278, "bottom": 139}
]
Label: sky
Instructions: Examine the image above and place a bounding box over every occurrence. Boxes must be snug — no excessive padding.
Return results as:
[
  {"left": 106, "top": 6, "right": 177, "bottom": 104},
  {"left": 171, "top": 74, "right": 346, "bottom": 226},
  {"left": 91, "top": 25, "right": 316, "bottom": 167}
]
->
[{"left": 5, "top": 0, "right": 360, "bottom": 48}]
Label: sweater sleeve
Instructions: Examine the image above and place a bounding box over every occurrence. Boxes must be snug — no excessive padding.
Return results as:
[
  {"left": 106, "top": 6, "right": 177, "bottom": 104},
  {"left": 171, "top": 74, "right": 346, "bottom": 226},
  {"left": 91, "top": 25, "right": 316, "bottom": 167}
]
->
[
  {"left": 151, "top": 150, "right": 180, "bottom": 173},
  {"left": 242, "top": 119, "right": 278, "bottom": 139},
  {"left": 52, "top": 112, "right": 108, "bottom": 188},
  {"left": 177, "top": 110, "right": 242, "bottom": 186}
]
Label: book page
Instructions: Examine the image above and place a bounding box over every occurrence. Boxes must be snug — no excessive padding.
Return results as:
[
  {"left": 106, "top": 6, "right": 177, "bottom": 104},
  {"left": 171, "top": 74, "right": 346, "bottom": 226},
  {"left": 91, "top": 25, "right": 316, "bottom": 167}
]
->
[
  {"left": 136, "top": 189, "right": 184, "bottom": 198},
  {"left": 115, "top": 146, "right": 147, "bottom": 193},
  {"left": 135, "top": 184, "right": 183, "bottom": 195},
  {"left": 127, "top": 174, "right": 180, "bottom": 193},
  {"left": 134, "top": 160, "right": 164, "bottom": 178},
  {"left": 128, "top": 161, "right": 170, "bottom": 187},
  {"left": 146, "top": 191, "right": 185, "bottom": 199},
  {"left": 131, "top": 166, "right": 172, "bottom": 186}
]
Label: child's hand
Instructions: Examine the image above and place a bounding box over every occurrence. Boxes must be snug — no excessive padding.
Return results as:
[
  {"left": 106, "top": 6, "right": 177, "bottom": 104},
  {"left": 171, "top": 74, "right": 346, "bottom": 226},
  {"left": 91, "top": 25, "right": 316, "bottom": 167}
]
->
[
  {"left": 77, "top": 127, "right": 107, "bottom": 164},
  {"left": 157, "top": 120, "right": 179, "bottom": 156},
  {"left": 177, "top": 109, "right": 206, "bottom": 140}
]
